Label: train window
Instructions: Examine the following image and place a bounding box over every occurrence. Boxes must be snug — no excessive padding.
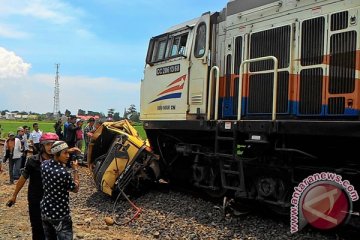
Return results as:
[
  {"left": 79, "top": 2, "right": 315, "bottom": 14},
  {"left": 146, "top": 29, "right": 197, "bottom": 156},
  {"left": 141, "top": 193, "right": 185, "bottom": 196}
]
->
[
  {"left": 146, "top": 31, "right": 189, "bottom": 65},
  {"left": 155, "top": 39, "right": 167, "bottom": 61},
  {"left": 194, "top": 22, "right": 206, "bottom": 58},
  {"left": 170, "top": 33, "right": 188, "bottom": 57}
]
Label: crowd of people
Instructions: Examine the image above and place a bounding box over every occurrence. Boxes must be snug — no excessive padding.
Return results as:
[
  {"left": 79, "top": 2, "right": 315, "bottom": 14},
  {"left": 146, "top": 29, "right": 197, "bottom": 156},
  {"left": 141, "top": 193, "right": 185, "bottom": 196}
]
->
[{"left": 0, "top": 116, "right": 103, "bottom": 239}]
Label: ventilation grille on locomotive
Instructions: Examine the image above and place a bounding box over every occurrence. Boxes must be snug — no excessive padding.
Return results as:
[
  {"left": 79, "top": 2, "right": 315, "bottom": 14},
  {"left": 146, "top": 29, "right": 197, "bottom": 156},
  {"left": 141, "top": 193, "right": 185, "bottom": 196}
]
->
[
  {"left": 250, "top": 26, "right": 290, "bottom": 71},
  {"left": 329, "top": 31, "right": 356, "bottom": 94},
  {"left": 328, "top": 97, "right": 345, "bottom": 114},
  {"left": 301, "top": 17, "right": 325, "bottom": 66},
  {"left": 331, "top": 11, "right": 348, "bottom": 31},
  {"left": 299, "top": 68, "right": 323, "bottom": 115},
  {"left": 248, "top": 72, "right": 289, "bottom": 114}
]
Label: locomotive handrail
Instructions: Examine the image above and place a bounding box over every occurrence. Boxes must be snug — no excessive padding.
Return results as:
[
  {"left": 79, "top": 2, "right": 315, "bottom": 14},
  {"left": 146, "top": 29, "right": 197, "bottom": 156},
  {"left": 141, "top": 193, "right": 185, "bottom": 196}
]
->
[
  {"left": 207, "top": 66, "right": 220, "bottom": 120},
  {"left": 237, "top": 56, "right": 279, "bottom": 121}
]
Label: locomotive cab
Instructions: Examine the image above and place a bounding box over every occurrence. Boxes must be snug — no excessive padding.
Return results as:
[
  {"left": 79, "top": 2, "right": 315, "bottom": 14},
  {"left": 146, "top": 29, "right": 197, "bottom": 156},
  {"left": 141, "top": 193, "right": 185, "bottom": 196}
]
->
[{"left": 141, "top": 12, "right": 214, "bottom": 120}]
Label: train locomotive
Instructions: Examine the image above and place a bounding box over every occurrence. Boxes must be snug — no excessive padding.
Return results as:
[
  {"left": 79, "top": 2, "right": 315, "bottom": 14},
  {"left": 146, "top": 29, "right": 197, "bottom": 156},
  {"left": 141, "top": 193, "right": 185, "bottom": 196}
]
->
[{"left": 139, "top": 0, "right": 360, "bottom": 227}]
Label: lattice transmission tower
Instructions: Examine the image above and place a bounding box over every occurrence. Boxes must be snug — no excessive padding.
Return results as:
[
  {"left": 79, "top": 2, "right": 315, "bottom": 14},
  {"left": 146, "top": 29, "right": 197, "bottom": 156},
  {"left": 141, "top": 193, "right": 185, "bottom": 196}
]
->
[{"left": 53, "top": 63, "right": 60, "bottom": 118}]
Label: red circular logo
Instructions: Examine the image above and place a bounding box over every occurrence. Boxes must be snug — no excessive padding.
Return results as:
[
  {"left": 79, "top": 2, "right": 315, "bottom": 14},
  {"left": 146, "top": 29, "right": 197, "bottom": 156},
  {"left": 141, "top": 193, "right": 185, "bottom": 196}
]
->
[{"left": 301, "top": 183, "right": 349, "bottom": 230}]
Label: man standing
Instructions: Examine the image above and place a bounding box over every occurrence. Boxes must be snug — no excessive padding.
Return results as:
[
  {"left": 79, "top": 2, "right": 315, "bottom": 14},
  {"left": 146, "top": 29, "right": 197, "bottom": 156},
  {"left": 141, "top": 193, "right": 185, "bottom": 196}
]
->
[
  {"left": 54, "top": 119, "right": 64, "bottom": 140},
  {"left": 7, "top": 133, "right": 59, "bottom": 240},
  {"left": 21, "top": 125, "right": 30, "bottom": 168},
  {"left": 65, "top": 115, "right": 79, "bottom": 148},
  {"left": 3, "top": 132, "right": 20, "bottom": 184},
  {"left": 83, "top": 117, "right": 95, "bottom": 164},
  {"left": 41, "top": 141, "right": 80, "bottom": 239},
  {"left": 15, "top": 127, "right": 26, "bottom": 174},
  {"left": 29, "top": 123, "right": 42, "bottom": 154}
]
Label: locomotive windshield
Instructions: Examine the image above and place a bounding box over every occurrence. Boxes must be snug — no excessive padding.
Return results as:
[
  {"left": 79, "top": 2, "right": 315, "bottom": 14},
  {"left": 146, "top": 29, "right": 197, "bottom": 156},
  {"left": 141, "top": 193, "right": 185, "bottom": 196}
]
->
[{"left": 146, "top": 29, "right": 189, "bottom": 65}]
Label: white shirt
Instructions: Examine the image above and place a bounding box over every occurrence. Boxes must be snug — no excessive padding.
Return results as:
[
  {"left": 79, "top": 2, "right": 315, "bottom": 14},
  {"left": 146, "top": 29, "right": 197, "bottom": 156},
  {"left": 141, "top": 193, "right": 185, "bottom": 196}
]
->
[
  {"left": 13, "top": 138, "right": 23, "bottom": 159},
  {"left": 3, "top": 138, "right": 23, "bottom": 159},
  {"left": 29, "top": 130, "right": 42, "bottom": 144}
]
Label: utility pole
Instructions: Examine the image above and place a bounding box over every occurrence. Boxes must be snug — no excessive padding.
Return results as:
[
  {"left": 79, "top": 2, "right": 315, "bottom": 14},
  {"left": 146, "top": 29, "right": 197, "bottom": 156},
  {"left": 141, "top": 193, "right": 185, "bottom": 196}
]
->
[{"left": 53, "top": 63, "right": 60, "bottom": 118}]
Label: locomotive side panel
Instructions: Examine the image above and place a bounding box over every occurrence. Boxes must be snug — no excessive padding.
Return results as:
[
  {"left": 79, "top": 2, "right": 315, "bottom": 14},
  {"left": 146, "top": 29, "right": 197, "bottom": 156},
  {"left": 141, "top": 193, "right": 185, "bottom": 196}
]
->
[{"left": 221, "top": 0, "right": 360, "bottom": 119}]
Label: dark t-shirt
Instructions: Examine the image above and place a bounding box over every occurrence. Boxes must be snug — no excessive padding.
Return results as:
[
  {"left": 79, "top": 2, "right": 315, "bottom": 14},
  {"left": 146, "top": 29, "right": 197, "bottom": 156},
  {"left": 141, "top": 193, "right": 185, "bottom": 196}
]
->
[
  {"left": 22, "top": 154, "right": 44, "bottom": 202},
  {"left": 65, "top": 123, "right": 79, "bottom": 147}
]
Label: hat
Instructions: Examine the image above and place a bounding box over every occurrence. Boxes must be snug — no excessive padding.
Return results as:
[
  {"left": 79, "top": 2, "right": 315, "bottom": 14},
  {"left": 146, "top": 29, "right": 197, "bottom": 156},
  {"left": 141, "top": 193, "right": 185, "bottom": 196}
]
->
[
  {"left": 69, "top": 115, "right": 77, "bottom": 119},
  {"left": 76, "top": 119, "right": 83, "bottom": 124},
  {"left": 8, "top": 132, "right": 15, "bottom": 137},
  {"left": 88, "top": 117, "right": 95, "bottom": 122},
  {"left": 17, "top": 127, "right": 24, "bottom": 131},
  {"left": 51, "top": 141, "right": 69, "bottom": 154},
  {"left": 40, "top": 133, "right": 59, "bottom": 144}
]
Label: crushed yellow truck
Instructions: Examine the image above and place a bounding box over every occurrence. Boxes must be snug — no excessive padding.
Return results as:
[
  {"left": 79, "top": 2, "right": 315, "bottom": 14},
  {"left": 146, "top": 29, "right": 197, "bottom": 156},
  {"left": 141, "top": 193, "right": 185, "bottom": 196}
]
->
[{"left": 87, "top": 120, "right": 160, "bottom": 197}]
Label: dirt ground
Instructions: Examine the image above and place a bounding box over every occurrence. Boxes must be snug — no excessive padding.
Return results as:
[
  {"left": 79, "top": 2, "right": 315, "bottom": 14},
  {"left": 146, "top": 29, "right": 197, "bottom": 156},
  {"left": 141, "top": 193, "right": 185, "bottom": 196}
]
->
[{"left": 0, "top": 149, "right": 148, "bottom": 240}]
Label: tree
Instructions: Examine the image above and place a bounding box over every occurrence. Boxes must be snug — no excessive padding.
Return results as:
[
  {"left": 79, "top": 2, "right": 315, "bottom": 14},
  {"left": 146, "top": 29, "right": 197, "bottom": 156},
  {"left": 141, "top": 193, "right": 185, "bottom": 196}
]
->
[
  {"left": 129, "top": 112, "right": 140, "bottom": 122},
  {"left": 77, "top": 109, "right": 86, "bottom": 116},
  {"left": 107, "top": 108, "right": 115, "bottom": 118},
  {"left": 65, "top": 109, "right": 71, "bottom": 117},
  {"left": 1, "top": 110, "right": 9, "bottom": 115},
  {"left": 128, "top": 104, "right": 137, "bottom": 114},
  {"left": 113, "top": 112, "right": 120, "bottom": 121},
  {"left": 124, "top": 104, "right": 140, "bottom": 122},
  {"left": 88, "top": 111, "right": 100, "bottom": 116}
]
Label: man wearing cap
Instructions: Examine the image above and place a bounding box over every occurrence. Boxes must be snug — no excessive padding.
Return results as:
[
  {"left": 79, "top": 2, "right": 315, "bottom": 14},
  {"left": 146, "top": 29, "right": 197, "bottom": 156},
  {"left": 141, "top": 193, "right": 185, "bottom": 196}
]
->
[
  {"left": 7, "top": 133, "right": 59, "bottom": 240},
  {"left": 41, "top": 141, "right": 80, "bottom": 239},
  {"left": 29, "top": 123, "right": 42, "bottom": 154}
]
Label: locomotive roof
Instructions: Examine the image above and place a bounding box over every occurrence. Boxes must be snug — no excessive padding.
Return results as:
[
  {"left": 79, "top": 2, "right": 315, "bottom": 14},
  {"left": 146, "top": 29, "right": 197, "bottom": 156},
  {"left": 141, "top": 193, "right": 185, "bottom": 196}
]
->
[
  {"left": 226, "top": 0, "right": 279, "bottom": 16},
  {"left": 165, "top": 0, "right": 280, "bottom": 33},
  {"left": 166, "top": 17, "right": 199, "bottom": 33}
]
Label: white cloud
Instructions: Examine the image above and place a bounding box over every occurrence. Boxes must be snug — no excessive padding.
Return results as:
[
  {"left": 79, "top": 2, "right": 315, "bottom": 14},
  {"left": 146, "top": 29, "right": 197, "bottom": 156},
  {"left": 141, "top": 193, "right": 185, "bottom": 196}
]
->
[
  {"left": 21, "top": 0, "right": 76, "bottom": 24},
  {"left": 0, "top": 0, "right": 82, "bottom": 24},
  {"left": 0, "top": 47, "right": 31, "bottom": 79},
  {"left": 0, "top": 24, "right": 29, "bottom": 39},
  {"left": 0, "top": 73, "right": 140, "bottom": 115}
]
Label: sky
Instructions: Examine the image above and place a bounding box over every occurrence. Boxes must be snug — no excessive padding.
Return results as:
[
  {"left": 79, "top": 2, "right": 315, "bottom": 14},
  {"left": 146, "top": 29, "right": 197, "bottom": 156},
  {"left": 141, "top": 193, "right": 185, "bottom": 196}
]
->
[{"left": 0, "top": 0, "right": 228, "bottom": 115}]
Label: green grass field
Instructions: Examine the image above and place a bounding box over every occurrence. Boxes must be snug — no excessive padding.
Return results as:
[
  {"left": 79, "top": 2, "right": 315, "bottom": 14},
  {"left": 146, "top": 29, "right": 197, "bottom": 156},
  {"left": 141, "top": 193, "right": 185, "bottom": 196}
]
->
[
  {"left": 0, "top": 120, "right": 55, "bottom": 138},
  {"left": 0, "top": 120, "right": 146, "bottom": 139}
]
